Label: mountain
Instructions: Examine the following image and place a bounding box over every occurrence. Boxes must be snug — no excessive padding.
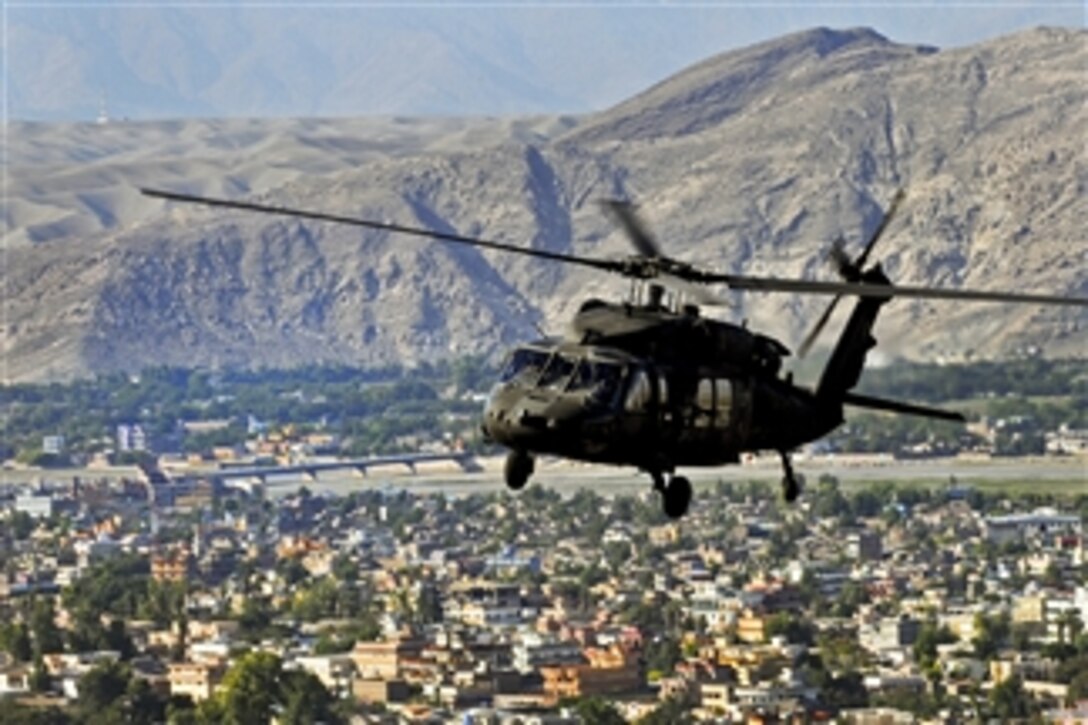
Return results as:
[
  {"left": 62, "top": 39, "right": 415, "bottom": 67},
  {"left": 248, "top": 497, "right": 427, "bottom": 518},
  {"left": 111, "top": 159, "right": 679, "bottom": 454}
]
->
[
  {"left": 9, "top": 7, "right": 1080, "bottom": 121},
  {"left": 3, "top": 26, "right": 1085, "bottom": 382}
]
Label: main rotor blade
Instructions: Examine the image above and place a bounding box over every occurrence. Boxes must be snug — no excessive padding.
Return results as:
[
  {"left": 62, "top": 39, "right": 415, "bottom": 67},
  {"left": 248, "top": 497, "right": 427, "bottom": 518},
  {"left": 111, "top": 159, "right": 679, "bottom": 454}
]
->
[
  {"left": 600, "top": 200, "right": 662, "bottom": 259},
  {"left": 142, "top": 188, "right": 1088, "bottom": 309},
  {"left": 141, "top": 188, "right": 624, "bottom": 275},
  {"left": 699, "top": 273, "right": 1088, "bottom": 306},
  {"left": 657, "top": 273, "right": 732, "bottom": 307}
]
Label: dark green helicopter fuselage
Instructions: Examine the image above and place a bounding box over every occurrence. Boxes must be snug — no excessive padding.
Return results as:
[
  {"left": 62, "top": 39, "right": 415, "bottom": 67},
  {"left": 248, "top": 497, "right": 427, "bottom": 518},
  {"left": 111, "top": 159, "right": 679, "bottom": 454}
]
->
[{"left": 481, "top": 299, "right": 847, "bottom": 474}]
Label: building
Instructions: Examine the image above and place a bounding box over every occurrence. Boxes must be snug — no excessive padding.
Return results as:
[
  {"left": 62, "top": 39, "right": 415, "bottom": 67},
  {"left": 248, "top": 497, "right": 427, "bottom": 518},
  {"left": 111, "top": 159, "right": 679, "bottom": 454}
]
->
[
  {"left": 847, "top": 531, "right": 884, "bottom": 561},
  {"left": 539, "top": 645, "right": 641, "bottom": 702},
  {"left": 985, "top": 509, "right": 1082, "bottom": 547},
  {"left": 445, "top": 582, "right": 524, "bottom": 628},
  {"left": 700, "top": 681, "right": 733, "bottom": 714},
  {"left": 861, "top": 617, "right": 921, "bottom": 652},
  {"left": 0, "top": 667, "right": 30, "bottom": 696},
  {"left": 353, "top": 678, "right": 411, "bottom": 704},
  {"left": 14, "top": 494, "right": 54, "bottom": 520},
  {"left": 168, "top": 662, "right": 225, "bottom": 702},
  {"left": 736, "top": 610, "right": 768, "bottom": 644},
  {"left": 42, "top": 435, "right": 65, "bottom": 454},
  {"left": 351, "top": 635, "right": 425, "bottom": 680},
  {"left": 294, "top": 654, "right": 354, "bottom": 696},
  {"left": 513, "top": 635, "right": 585, "bottom": 673},
  {"left": 839, "top": 708, "right": 915, "bottom": 725},
  {"left": 117, "top": 424, "right": 148, "bottom": 453},
  {"left": 151, "top": 552, "right": 192, "bottom": 583}
]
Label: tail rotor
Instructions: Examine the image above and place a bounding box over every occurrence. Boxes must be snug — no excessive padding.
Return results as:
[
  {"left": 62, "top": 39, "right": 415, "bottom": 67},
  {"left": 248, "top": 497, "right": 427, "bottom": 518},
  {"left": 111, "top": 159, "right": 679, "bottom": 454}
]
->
[{"left": 797, "top": 189, "right": 906, "bottom": 357}]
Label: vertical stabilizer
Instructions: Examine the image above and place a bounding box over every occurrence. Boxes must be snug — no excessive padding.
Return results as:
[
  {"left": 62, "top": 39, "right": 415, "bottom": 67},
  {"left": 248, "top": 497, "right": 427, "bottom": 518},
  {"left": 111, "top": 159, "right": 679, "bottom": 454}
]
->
[{"left": 816, "top": 266, "right": 893, "bottom": 400}]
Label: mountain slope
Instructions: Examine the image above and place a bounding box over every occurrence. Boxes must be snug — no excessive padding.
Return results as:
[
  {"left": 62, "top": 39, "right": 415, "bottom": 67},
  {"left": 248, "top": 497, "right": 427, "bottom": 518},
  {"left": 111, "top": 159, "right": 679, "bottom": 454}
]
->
[{"left": 3, "top": 27, "right": 1085, "bottom": 382}]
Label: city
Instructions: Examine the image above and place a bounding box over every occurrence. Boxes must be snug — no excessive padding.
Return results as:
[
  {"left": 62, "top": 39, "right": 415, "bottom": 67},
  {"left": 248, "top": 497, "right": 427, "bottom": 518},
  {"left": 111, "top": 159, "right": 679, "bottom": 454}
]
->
[{"left": 0, "top": 447, "right": 1085, "bottom": 723}]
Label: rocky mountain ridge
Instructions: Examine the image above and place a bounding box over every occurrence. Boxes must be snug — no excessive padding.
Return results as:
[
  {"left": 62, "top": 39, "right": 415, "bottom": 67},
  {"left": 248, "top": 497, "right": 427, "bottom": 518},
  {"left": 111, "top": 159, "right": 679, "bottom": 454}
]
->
[{"left": 3, "top": 27, "right": 1085, "bottom": 382}]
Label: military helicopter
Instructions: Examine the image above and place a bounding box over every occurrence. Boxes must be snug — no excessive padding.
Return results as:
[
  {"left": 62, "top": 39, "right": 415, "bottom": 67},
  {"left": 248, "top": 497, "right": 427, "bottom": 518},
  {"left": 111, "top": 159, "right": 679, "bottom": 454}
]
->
[{"left": 141, "top": 187, "right": 1087, "bottom": 518}]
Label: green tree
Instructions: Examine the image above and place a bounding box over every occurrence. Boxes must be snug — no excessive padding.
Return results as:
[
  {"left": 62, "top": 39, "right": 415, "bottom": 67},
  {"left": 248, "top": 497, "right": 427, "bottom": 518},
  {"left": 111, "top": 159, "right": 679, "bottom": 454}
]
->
[
  {"left": 280, "top": 670, "right": 339, "bottom": 724},
  {"left": 30, "top": 598, "right": 64, "bottom": 655},
  {"left": 0, "top": 705, "right": 73, "bottom": 724},
  {"left": 0, "top": 622, "right": 33, "bottom": 662},
  {"left": 913, "top": 620, "right": 957, "bottom": 668},
  {"left": 210, "top": 652, "right": 341, "bottom": 725},
  {"left": 63, "top": 555, "right": 151, "bottom": 618},
  {"left": 127, "top": 677, "right": 166, "bottom": 724},
  {"left": 9, "top": 511, "right": 35, "bottom": 540},
  {"left": 637, "top": 697, "right": 693, "bottom": 725},
  {"left": 644, "top": 636, "right": 681, "bottom": 675},
  {"left": 973, "top": 612, "right": 1011, "bottom": 661},
  {"left": 573, "top": 696, "right": 626, "bottom": 725},
  {"left": 331, "top": 554, "right": 358, "bottom": 583},
  {"left": 217, "top": 652, "right": 281, "bottom": 724},
  {"left": 1069, "top": 669, "right": 1088, "bottom": 705},
  {"left": 825, "top": 670, "right": 869, "bottom": 709},
  {"left": 74, "top": 661, "right": 131, "bottom": 719},
  {"left": 989, "top": 675, "right": 1033, "bottom": 721},
  {"left": 765, "top": 612, "right": 816, "bottom": 646},
  {"left": 237, "top": 598, "right": 276, "bottom": 640},
  {"left": 29, "top": 655, "right": 51, "bottom": 693}
]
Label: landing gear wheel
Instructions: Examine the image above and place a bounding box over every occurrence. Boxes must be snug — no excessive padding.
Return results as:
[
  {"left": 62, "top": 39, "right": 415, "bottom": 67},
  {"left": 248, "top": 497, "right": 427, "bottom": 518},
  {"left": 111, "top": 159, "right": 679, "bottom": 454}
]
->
[
  {"left": 662, "top": 476, "right": 692, "bottom": 519},
  {"left": 504, "top": 451, "right": 534, "bottom": 491}
]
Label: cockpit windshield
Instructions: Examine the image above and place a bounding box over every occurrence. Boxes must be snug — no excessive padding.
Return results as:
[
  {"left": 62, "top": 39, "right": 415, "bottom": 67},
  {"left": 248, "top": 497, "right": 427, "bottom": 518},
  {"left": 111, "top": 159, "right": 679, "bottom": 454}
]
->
[
  {"left": 499, "top": 348, "right": 549, "bottom": 385},
  {"left": 569, "top": 360, "right": 623, "bottom": 403},
  {"left": 501, "top": 348, "right": 625, "bottom": 403}
]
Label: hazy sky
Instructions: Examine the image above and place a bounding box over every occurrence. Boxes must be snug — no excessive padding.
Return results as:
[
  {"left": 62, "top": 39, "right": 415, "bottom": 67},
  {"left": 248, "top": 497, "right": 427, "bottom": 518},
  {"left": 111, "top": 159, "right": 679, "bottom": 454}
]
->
[{"left": 7, "top": 2, "right": 1085, "bottom": 120}]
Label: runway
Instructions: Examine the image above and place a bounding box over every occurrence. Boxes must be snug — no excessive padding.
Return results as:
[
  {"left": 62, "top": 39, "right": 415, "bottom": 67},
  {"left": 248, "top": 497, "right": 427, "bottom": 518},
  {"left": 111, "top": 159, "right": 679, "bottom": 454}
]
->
[
  {"left": 259, "top": 454, "right": 1086, "bottom": 499},
  {"left": 3, "top": 456, "right": 1082, "bottom": 499}
]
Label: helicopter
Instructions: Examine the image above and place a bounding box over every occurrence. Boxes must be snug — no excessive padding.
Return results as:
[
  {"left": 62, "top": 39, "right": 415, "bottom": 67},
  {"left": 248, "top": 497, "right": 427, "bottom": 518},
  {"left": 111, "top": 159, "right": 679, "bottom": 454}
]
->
[{"left": 140, "top": 187, "right": 1087, "bottom": 518}]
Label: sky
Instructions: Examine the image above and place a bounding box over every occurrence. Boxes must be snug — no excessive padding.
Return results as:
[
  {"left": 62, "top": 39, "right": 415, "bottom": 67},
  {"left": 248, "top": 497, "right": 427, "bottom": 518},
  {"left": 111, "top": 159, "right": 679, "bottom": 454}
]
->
[{"left": 5, "top": 1, "right": 1085, "bottom": 120}]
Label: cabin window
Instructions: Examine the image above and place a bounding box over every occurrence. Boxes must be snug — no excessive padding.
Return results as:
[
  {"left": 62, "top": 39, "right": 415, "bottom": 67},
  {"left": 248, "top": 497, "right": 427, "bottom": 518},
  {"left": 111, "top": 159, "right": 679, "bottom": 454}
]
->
[
  {"left": 695, "top": 379, "right": 733, "bottom": 427},
  {"left": 625, "top": 370, "right": 653, "bottom": 412},
  {"left": 697, "top": 379, "right": 715, "bottom": 410},
  {"left": 715, "top": 380, "right": 733, "bottom": 413},
  {"left": 500, "top": 348, "right": 549, "bottom": 384}
]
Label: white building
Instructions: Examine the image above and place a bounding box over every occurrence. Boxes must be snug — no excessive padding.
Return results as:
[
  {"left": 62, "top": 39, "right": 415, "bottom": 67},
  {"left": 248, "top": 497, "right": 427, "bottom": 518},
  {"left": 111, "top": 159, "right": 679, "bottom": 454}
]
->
[
  {"left": 42, "top": 435, "right": 65, "bottom": 454},
  {"left": 985, "top": 509, "right": 1082, "bottom": 547},
  {"left": 15, "top": 494, "right": 54, "bottom": 519},
  {"left": 117, "top": 424, "right": 147, "bottom": 452}
]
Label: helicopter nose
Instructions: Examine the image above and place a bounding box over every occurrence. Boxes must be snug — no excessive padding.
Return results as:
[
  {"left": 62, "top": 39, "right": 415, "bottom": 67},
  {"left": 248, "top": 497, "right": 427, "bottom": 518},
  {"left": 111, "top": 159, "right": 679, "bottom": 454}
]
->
[
  {"left": 482, "top": 391, "right": 576, "bottom": 446},
  {"left": 482, "top": 404, "right": 550, "bottom": 441}
]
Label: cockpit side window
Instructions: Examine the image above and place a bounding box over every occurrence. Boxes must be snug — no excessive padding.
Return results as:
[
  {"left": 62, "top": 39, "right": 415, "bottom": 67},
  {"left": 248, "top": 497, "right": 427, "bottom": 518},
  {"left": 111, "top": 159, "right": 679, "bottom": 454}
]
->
[
  {"left": 625, "top": 369, "right": 653, "bottom": 412},
  {"left": 569, "top": 360, "right": 623, "bottom": 404},
  {"left": 499, "top": 348, "right": 549, "bottom": 385},
  {"left": 537, "top": 354, "right": 576, "bottom": 390}
]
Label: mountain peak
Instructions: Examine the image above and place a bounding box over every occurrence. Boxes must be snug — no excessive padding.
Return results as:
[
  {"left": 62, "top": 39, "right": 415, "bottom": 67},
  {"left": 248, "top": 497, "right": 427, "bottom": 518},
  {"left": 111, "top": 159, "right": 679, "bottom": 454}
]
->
[{"left": 566, "top": 26, "right": 929, "bottom": 145}]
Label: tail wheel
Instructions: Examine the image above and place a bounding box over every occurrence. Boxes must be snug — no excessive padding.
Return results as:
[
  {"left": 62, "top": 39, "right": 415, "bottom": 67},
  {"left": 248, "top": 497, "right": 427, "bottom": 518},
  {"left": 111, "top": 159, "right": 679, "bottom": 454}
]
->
[
  {"left": 662, "top": 476, "right": 692, "bottom": 519},
  {"left": 504, "top": 451, "right": 534, "bottom": 491}
]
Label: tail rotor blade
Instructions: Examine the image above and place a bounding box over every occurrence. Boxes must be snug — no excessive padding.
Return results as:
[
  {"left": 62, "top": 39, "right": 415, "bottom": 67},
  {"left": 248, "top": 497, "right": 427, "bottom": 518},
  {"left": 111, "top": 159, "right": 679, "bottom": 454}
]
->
[
  {"left": 801, "top": 189, "right": 906, "bottom": 356},
  {"left": 797, "top": 295, "right": 843, "bottom": 358},
  {"left": 854, "top": 188, "right": 905, "bottom": 272}
]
